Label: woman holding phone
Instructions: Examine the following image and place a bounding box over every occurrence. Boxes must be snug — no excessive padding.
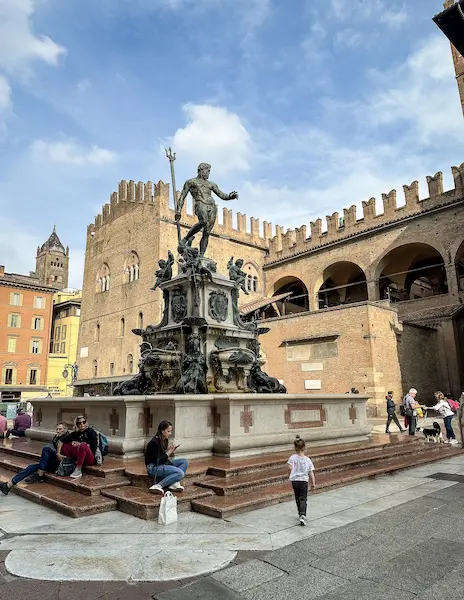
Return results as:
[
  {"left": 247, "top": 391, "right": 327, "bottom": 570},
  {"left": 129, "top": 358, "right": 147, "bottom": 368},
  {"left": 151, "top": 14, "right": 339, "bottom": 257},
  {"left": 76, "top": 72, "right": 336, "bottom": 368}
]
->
[{"left": 145, "top": 420, "right": 188, "bottom": 494}]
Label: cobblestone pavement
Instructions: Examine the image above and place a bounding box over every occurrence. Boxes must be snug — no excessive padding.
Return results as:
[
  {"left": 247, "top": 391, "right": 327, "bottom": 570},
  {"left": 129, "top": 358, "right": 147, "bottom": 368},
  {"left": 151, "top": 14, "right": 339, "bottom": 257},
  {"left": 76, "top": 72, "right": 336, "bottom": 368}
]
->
[{"left": 0, "top": 453, "right": 463, "bottom": 599}]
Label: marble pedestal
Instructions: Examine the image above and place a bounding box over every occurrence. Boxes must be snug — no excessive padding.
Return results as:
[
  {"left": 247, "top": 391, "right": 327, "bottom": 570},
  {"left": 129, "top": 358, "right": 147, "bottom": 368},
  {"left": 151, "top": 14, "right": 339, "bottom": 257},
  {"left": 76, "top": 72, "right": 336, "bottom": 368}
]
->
[{"left": 27, "top": 393, "right": 371, "bottom": 458}]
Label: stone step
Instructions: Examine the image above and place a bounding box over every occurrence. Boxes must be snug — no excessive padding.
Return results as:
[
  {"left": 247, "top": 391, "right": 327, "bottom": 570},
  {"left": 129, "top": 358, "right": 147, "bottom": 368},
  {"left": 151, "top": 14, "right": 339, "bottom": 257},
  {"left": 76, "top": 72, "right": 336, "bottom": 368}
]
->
[
  {"left": 191, "top": 447, "right": 463, "bottom": 518},
  {"left": 101, "top": 483, "right": 214, "bottom": 520},
  {"left": 124, "top": 459, "right": 211, "bottom": 489},
  {"left": 0, "top": 454, "right": 131, "bottom": 496},
  {"left": 195, "top": 442, "right": 448, "bottom": 496},
  {"left": 0, "top": 467, "right": 117, "bottom": 518},
  {"left": 205, "top": 436, "right": 419, "bottom": 478}
]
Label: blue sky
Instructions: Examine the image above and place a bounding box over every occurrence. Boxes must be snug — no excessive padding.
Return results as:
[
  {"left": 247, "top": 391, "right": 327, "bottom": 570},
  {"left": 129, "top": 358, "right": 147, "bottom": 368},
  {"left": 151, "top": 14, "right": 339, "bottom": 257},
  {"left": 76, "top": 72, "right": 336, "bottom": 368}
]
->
[{"left": 0, "top": 0, "right": 463, "bottom": 288}]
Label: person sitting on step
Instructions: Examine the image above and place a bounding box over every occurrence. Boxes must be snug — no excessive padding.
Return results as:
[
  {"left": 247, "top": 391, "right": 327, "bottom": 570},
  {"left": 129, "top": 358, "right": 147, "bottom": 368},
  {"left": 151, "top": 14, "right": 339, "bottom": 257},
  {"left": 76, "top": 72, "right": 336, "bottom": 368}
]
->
[
  {"left": 0, "top": 422, "right": 69, "bottom": 495},
  {"left": 145, "top": 420, "right": 188, "bottom": 494},
  {"left": 5, "top": 408, "right": 32, "bottom": 438},
  {"left": 56, "top": 415, "right": 98, "bottom": 479}
]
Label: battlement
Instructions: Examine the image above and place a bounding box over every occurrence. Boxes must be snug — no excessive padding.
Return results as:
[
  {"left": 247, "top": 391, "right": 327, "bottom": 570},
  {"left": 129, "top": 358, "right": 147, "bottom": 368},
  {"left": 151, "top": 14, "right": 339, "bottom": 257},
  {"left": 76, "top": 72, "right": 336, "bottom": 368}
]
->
[
  {"left": 266, "top": 163, "right": 464, "bottom": 263},
  {"left": 87, "top": 180, "right": 275, "bottom": 248}
]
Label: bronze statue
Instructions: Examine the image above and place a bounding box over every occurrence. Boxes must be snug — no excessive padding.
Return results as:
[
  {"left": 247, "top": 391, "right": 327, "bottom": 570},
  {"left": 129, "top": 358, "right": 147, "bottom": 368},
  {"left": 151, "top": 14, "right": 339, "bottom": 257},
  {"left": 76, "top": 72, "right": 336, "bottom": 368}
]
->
[
  {"left": 152, "top": 250, "right": 174, "bottom": 291},
  {"left": 227, "top": 257, "right": 249, "bottom": 295},
  {"left": 175, "top": 163, "right": 238, "bottom": 256}
]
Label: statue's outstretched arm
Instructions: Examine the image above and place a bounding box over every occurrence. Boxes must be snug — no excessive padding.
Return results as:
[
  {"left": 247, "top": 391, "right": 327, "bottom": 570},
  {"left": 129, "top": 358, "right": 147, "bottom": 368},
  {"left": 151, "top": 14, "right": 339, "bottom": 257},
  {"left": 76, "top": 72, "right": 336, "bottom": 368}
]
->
[{"left": 211, "top": 182, "right": 238, "bottom": 201}]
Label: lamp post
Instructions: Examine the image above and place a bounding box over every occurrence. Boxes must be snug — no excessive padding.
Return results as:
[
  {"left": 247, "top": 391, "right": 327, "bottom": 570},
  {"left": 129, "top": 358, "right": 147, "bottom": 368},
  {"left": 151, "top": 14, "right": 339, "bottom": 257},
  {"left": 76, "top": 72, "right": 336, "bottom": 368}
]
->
[{"left": 62, "top": 363, "right": 77, "bottom": 397}]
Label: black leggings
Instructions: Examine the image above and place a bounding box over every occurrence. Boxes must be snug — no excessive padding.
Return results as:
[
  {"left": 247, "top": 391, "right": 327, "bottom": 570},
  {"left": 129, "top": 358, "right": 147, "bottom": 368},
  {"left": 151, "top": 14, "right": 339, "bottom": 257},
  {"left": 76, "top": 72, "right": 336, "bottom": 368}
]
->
[{"left": 292, "top": 480, "right": 308, "bottom": 516}]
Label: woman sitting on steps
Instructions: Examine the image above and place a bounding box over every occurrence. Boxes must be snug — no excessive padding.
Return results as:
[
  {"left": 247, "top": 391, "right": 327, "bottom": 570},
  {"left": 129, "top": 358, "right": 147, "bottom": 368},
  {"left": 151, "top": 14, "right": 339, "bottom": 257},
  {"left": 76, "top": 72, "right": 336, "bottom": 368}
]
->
[
  {"left": 145, "top": 420, "right": 188, "bottom": 494},
  {"left": 56, "top": 415, "right": 98, "bottom": 479}
]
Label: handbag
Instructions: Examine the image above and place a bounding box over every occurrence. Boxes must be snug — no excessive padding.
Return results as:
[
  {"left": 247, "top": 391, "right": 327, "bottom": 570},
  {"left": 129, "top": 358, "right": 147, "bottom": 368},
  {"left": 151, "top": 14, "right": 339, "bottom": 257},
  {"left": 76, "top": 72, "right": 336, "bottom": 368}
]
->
[
  {"left": 56, "top": 457, "right": 76, "bottom": 477},
  {"left": 158, "top": 491, "right": 177, "bottom": 525}
]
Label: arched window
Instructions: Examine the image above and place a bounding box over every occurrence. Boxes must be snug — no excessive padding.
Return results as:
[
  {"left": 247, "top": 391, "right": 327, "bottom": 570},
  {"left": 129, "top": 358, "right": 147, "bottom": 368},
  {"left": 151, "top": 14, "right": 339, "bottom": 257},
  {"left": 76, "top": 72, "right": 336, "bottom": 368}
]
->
[
  {"left": 127, "top": 354, "right": 134, "bottom": 374},
  {"left": 120, "top": 318, "right": 125, "bottom": 337},
  {"left": 93, "top": 360, "right": 98, "bottom": 378},
  {"left": 124, "top": 251, "right": 140, "bottom": 283},
  {"left": 244, "top": 263, "right": 260, "bottom": 294},
  {"left": 317, "top": 262, "right": 367, "bottom": 309},
  {"left": 138, "top": 312, "right": 144, "bottom": 329},
  {"left": 96, "top": 263, "right": 111, "bottom": 293}
]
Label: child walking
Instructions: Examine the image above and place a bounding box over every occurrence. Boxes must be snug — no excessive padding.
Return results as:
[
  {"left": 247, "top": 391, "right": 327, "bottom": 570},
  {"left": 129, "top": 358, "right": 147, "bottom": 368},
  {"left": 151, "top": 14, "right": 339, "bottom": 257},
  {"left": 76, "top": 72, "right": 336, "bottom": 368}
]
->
[{"left": 287, "top": 436, "right": 316, "bottom": 526}]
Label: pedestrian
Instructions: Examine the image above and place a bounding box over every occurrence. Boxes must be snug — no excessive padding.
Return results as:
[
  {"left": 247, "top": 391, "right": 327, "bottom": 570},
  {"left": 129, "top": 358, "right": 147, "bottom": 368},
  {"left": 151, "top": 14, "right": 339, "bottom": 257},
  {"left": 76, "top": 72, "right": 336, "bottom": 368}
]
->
[
  {"left": 385, "top": 391, "right": 406, "bottom": 434},
  {"left": 5, "top": 408, "right": 32, "bottom": 438},
  {"left": 0, "top": 422, "right": 68, "bottom": 495},
  {"left": 287, "top": 435, "right": 316, "bottom": 526},
  {"left": 56, "top": 415, "right": 98, "bottom": 478},
  {"left": 403, "top": 388, "right": 420, "bottom": 436},
  {"left": 429, "top": 391, "right": 459, "bottom": 445},
  {"left": 145, "top": 420, "right": 188, "bottom": 494}
]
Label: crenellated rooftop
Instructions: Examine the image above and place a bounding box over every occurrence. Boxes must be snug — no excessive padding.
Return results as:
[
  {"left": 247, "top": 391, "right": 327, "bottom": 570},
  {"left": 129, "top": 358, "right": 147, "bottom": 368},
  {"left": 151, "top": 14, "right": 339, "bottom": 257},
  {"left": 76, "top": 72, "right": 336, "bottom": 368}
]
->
[{"left": 266, "top": 163, "right": 464, "bottom": 264}]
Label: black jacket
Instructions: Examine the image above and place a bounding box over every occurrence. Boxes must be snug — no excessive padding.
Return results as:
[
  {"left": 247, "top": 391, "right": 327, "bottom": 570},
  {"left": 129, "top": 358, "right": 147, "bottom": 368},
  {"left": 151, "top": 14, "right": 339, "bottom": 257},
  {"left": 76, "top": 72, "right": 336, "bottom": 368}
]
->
[
  {"left": 386, "top": 398, "right": 396, "bottom": 415},
  {"left": 145, "top": 436, "right": 170, "bottom": 467},
  {"left": 60, "top": 428, "right": 98, "bottom": 455},
  {"left": 52, "top": 432, "right": 68, "bottom": 450}
]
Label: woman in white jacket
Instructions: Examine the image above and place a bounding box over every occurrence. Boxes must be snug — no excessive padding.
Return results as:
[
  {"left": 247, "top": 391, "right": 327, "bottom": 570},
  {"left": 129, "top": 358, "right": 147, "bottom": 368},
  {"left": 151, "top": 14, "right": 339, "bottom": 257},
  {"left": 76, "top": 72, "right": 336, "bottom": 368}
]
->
[{"left": 430, "top": 391, "right": 458, "bottom": 445}]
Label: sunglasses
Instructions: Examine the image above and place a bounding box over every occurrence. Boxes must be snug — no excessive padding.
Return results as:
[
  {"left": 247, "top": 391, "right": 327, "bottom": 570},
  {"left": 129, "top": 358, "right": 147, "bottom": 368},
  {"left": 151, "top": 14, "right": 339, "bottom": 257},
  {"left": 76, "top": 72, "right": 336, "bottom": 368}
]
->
[{"left": 77, "top": 420, "right": 86, "bottom": 425}]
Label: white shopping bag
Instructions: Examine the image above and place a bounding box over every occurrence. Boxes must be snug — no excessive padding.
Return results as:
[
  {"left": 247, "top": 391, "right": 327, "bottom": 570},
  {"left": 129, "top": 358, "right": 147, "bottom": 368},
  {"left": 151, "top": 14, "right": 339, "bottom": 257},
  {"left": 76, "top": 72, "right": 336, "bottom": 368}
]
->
[{"left": 158, "top": 491, "right": 178, "bottom": 525}]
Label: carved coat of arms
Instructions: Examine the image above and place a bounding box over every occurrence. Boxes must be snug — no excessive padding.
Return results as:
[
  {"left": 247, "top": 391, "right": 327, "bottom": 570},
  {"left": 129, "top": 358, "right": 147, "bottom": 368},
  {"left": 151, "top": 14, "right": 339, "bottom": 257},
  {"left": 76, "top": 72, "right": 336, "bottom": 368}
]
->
[
  {"left": 208, "top": 290, "right": 229, "bottom": 322},
  {"left": 171, "top": 288, "right": 187, "bottom": 323}
]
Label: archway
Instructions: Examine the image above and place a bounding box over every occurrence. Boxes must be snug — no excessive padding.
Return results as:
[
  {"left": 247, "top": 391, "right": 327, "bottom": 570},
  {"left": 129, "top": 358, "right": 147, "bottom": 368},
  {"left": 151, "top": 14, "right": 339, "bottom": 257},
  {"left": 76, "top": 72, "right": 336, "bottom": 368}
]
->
[
  {"left": 317, "top": 262, "right": 367, "bottom": 309},
  {"left": 377, "top": 243, "right": 447, "bottom": 302},
  {"left": 265, "top": 276, "right": 309, "bottom": 318}
]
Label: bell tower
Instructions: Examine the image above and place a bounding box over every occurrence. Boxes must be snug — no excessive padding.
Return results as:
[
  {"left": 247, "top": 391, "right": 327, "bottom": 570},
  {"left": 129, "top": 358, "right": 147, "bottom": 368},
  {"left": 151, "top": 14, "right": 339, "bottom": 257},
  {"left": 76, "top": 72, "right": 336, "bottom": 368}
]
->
[
  {"left": 443, "top": 0, "right": 464, "bottom": 116},
  {"left": 35, "top": 226, "right": 69, "bottom": 289}
]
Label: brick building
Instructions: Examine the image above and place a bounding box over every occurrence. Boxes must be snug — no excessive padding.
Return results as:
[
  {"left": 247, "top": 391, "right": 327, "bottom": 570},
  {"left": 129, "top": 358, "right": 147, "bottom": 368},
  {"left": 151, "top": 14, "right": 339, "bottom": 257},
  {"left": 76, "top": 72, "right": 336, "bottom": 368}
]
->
[
  {"left": 0, "top": 267, "right": 54, "bottom": 400},
  {"left": 75, "top": 25, "right": 464, "bottom": 413},
  {"left": 444, "top": 0, "right": 464, "bottom": 115}
]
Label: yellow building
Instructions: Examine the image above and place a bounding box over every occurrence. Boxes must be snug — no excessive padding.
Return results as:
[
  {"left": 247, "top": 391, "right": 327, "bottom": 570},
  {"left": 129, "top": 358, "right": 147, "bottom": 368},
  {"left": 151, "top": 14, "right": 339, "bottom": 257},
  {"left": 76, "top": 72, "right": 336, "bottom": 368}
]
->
[{"left": 46, "top": 290, "right": 81, "bottom": 397}]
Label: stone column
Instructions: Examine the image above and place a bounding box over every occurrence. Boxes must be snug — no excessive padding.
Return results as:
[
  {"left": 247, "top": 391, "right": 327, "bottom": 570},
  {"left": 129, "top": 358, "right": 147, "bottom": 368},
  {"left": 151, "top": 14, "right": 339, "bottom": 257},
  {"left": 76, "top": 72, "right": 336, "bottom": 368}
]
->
[
  {"left": 445, "top": 263, "right": 460, "bottom": 299},
  {"left": 367, "top": 280, "right": 380, "bottom": 302}
]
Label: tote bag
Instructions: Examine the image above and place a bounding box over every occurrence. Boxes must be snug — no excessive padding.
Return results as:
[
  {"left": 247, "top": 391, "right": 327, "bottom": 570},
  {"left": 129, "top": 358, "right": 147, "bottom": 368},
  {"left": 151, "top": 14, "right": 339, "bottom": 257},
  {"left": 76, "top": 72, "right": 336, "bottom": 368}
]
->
[{"left": 158, "top": 491, "right": 178, "bottom": 525}]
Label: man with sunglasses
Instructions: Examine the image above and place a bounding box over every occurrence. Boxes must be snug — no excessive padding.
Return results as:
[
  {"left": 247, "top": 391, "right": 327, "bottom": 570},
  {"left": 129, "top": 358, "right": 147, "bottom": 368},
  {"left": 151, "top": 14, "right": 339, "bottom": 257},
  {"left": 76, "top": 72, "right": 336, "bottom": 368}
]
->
[{"left": 56, "top": 416, "right": 98, "bottom": 479}]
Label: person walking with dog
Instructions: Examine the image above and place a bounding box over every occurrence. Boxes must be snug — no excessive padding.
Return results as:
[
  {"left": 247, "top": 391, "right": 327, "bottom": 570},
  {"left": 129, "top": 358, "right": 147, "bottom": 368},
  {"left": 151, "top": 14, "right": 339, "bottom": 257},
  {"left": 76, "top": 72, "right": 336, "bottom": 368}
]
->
[
  {"left": 385, "top": 391, "right": 406, "bottom": 434},
  {"left": 403, "top": 388, "right": 420, "bottom": 436},
  {"left": 429, "top": 391, "right": 459, "bottom": 445}
]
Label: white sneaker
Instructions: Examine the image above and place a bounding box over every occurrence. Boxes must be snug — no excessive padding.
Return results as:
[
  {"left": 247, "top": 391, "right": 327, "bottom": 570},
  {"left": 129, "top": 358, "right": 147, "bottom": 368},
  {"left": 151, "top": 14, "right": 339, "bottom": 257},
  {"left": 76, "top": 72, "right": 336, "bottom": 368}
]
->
[
  {"left": 149, "top": 483, "right": 164, "bottom": 494},
  {"left": 449, "top": 439, "right": 459, "bottom": 445},
  {"left": 299, "top": 516, "right": 307, "bottom": 526},
  {"left": 70, "top": 468, "right": 82, "bottom": 479},
  {"left": 169, "top": 481, "right": 184, "bottom": 491}
]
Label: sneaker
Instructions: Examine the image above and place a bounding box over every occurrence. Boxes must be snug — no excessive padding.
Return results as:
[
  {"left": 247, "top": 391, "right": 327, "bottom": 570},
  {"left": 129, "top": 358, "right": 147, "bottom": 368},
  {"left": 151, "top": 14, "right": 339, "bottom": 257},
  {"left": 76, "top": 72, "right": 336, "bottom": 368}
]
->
[
  {"left": 168, "top": 481, "right": 184, "bottom": 491},
  {"left": 149, "top": 483, "right": 165, "bottom": 494},
  {"left": 25, "top": 472, "right": 45, "bottom": 484},
  {"left": 299, "top": 515, "right": 306, "bottom": 526},
  {"left": 70, "top": 468, "right": 82, "bottom": 479},
  {"left": 449, "top": 439, "right": 459, "bottom": 445},
  {"left": 0, "top": 482, "right": 10, "bottom": 496}
]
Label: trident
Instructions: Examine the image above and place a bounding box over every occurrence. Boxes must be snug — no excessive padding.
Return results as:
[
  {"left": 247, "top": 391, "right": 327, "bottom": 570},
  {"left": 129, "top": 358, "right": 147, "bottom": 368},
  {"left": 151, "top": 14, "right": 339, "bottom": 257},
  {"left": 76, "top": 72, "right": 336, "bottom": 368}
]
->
[{"left": 165, "top": 147, "right": 181, "bottom": 244}]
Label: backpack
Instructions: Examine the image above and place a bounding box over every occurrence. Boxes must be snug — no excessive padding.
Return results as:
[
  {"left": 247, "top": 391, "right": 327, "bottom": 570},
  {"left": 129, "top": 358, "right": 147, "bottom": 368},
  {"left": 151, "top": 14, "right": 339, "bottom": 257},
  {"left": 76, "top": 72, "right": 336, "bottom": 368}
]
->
[
  {"left": 447, "top": 399, "right": 460, "bottom": 413},
  {"left": 56, "top": 457, "right": 75, "bottom": 477},
  {"left": 399, "top": 404, "right": 406, "bottom": 417},
  {"left": 94, "top": 430, "right": 109, "bottom": 465}
]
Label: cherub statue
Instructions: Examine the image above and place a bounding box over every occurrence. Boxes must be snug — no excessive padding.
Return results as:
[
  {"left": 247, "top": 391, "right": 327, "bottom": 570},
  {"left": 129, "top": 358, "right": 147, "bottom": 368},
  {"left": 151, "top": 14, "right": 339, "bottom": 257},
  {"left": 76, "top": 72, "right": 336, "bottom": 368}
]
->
[
  {"left": 227, "top": 257, "right": 249, "bottom": 295},
  {"left": 178, "top": 239, "right": 213, "bottom": 282},
  {"left": 152, "top": 251, "right": 174, "bottom": 290}
]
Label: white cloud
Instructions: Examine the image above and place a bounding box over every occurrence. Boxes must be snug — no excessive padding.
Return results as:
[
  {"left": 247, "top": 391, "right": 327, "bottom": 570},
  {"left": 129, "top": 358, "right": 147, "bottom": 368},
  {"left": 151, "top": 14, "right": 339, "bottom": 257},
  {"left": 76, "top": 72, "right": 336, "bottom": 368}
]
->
[
  {"left": 330, "top": 0, "right": 408, "bottom": 29},
  {"left": 357, "top": 35, "right": 463, "bottom": 143},
  {"left": 334, "top": 28, "right": 364, "bottom": 49},
  {"left": 0, "top": 73, "right": 12, "bottom": 128},
  {"left": 0, "top": 0, "right": 66, "bottom": 76},
  {"left": 30, "top": 139, "right": 117, "bottom": 166},
  {"left": 170, "top": 104, "right": 252, "bottom": 175}
]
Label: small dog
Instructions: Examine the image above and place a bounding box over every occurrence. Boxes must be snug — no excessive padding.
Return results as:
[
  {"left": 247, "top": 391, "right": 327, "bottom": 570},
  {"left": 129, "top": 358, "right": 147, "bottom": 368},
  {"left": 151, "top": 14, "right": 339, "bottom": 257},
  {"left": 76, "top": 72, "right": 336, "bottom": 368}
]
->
[{"left": 422, "top": 421, "right": 444, "bottom": 443}]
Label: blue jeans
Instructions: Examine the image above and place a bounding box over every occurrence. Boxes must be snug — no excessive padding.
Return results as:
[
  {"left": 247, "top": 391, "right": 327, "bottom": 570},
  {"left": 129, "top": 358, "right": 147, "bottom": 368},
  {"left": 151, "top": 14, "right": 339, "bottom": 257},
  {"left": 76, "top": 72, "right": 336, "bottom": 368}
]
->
[
  {"left": 12, "top": 446, "right": 58, "bottom": 486},
  {"left": 146, "top": 458, "right": 189, "bottom": 489},
  {"left": 444, "top": 415, "right": 456, "bottom": 440}
]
